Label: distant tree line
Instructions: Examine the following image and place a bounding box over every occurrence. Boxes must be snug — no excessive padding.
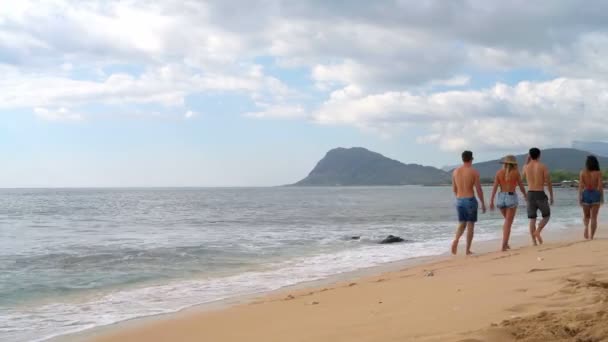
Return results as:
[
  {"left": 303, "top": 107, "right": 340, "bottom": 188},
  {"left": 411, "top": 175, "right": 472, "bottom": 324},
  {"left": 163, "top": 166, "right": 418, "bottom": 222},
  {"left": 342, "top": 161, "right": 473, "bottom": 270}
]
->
[
  {"left": 550, "top": 170, "right": 579, "bottom": 182},
  {"left": 480, "top": 170, "right": 608, "bottom": 185},
  {"left": 551, "top": 169, "right": 608, "bottom": 182}
]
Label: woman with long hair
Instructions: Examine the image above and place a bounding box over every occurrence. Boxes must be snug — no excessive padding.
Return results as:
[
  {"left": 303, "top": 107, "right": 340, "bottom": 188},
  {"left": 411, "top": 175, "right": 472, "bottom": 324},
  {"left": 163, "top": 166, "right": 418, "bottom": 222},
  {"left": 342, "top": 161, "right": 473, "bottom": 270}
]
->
[
  {"left": 579, "top": 155, "right": 604, "bottom": 240},
  {"left": 490, "top": 155, "right": 527, "bottom": 251}
]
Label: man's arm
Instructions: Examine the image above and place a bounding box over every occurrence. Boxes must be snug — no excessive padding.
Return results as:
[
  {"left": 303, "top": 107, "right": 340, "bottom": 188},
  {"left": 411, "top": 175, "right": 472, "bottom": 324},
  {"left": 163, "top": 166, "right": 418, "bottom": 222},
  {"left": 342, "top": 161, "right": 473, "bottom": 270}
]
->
[
  {"left": 545, "top": 166, "right": 554, "bottom": 205},
  {"left": 517, "top": 172, "right": 527, "bottom": 198},
  {"left": 452, "top": 172, "right": 458, "bottom": 197},
  {"left": 475, "top": 170, "right": 486, "bottom": 213}
]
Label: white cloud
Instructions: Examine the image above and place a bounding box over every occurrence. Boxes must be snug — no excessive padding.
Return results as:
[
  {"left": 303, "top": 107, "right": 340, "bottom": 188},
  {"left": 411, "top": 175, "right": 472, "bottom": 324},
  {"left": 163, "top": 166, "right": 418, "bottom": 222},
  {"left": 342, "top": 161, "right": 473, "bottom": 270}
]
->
[
  {"left": 313, "top": 78, "right": 608, "bottom": 151},
  {"left": 429, "top": 75, "right": 471, "bottom": 87},
  {"left": 245, "top": 104, "right": 307, "bottom": 119},
  {"left": 0, "top": 64, "right": 292, "bottom": 116},
  {"left": 34, "top": 107, "right": 82, "bottom": 121},
  {"left": 184, "top": 110, "right": 198, "bottom": 119},
  {"left": 3, "top": 0, "right": 608, "bottom": 152}
]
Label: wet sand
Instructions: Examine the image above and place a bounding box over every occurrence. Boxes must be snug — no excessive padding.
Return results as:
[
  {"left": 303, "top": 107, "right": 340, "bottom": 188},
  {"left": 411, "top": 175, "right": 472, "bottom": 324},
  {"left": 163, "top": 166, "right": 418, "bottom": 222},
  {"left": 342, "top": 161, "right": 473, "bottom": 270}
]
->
[{"left": 89, "top": 229, "right": 608, "bottom": 342}]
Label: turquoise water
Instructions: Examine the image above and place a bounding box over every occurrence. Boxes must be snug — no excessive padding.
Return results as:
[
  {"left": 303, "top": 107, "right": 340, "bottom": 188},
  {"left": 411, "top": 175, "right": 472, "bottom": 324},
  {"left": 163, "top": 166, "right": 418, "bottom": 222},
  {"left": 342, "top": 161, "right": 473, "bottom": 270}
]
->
[{"left": 0, "top": 187, "right": 599, "bottom": 341}]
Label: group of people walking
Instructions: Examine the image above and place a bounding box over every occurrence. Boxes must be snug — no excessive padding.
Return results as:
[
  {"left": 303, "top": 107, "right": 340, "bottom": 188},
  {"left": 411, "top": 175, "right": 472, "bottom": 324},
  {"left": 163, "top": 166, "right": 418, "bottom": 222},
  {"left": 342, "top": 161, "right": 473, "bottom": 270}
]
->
[{"left": 451, "top": 148, "right": 605, "bottom": 255}]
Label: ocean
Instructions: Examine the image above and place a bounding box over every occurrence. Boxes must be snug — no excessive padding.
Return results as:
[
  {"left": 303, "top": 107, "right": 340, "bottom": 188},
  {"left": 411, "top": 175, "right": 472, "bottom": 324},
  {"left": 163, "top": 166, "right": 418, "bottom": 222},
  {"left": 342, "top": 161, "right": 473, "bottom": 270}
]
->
[{"left": 0, "top": 186, "right": 601, "bottom": 341}]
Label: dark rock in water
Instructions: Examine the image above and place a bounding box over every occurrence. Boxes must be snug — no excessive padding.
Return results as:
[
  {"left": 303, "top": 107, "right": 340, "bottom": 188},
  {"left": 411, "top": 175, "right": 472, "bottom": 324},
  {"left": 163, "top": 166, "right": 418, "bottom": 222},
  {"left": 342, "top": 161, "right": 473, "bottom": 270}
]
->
[
  {"left": 350, "top": 236, "right": 361, "bottom": 240},
  {"left": 380, "top": 235, "right": 405, "bottom": 244}
]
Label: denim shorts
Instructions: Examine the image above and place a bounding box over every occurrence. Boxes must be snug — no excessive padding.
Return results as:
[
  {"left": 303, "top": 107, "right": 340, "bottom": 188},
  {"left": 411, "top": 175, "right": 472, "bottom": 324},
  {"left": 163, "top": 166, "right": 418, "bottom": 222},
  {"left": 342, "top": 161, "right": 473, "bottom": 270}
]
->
[
  {"left": 497, "top": 192, "right": 518, "bottom": 209},
  {"left": 582, "top": 189, "right": 601, "bottom": 205},
  {"left": 456, "top": 197, "right": 478, "bottom": 223}
]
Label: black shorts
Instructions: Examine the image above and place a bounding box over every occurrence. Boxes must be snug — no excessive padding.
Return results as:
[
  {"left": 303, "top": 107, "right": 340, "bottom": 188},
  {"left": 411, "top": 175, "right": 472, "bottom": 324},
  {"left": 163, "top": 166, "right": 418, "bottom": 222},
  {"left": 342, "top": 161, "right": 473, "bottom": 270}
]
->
[{"left": 527, "top": 191, "right": 550, "bottom": 219}]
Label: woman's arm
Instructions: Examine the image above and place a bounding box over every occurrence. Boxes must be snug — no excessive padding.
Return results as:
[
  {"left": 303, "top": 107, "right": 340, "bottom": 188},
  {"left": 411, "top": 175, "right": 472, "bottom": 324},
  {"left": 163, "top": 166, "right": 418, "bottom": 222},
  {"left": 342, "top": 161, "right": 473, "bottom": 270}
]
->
[
  {"left": 517, "top": 172, "right": 527, "bottom": 198},
  {"left": 599, "top": 172, "right": 604, "bottom": 204},
  {"left": 579, "top": 171, "right": 585, "bottom": 206},
  {"left": 490, "top": 172, "right": 499, "bottom": 210}
]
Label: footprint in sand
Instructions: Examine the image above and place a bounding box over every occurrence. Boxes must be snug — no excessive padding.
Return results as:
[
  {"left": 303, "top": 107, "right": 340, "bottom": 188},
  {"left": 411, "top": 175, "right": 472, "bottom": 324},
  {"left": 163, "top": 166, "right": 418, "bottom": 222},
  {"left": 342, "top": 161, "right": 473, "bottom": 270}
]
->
[{"left": 528, "top": 267, "right": 555, "bottom": 273}]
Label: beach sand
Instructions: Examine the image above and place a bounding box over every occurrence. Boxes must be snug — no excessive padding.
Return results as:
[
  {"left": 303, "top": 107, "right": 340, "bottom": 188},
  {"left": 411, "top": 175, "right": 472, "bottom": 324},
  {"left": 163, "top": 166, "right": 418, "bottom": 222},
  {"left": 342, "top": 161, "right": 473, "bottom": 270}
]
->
[{"left": 91, "top": 233, "right": 608, "bottom": 342}]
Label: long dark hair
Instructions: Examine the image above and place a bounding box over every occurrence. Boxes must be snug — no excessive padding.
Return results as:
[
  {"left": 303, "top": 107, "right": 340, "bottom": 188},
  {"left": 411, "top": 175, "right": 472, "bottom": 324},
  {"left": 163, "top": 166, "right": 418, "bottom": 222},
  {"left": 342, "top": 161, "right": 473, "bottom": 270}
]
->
[{"left": 586, "top": 155, "right": 600, "bottom": 172}]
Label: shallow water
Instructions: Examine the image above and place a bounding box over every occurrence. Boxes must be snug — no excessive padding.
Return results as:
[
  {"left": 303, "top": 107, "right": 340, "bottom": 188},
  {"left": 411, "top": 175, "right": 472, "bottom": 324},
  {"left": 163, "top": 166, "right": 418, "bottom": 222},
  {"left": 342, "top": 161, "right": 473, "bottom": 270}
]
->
[{"left": 0, "top": 186, "right": 600, "bottom": 341}]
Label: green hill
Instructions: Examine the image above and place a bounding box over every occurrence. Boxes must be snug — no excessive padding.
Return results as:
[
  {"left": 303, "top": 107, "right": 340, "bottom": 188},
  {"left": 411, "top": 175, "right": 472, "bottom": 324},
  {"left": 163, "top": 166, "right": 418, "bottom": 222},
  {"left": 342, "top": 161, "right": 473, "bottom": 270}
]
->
[{"left": 293, "top": 147, "right": 451, "bottom": 186}]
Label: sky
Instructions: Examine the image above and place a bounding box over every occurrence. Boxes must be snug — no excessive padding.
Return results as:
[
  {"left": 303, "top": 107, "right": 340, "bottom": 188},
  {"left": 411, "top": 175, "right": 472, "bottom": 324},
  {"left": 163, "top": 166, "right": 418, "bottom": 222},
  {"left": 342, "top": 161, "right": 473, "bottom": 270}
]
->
[{"left": 2, "top": 1, "right": 608, "bottom": 187}]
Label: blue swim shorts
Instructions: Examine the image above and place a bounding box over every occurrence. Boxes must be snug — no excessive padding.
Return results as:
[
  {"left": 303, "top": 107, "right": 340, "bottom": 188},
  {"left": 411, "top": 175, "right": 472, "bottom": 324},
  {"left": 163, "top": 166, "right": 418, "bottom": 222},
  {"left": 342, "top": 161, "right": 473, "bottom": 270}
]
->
[{"left": 456, "top": 197, "right": 478, "bottom": 223}]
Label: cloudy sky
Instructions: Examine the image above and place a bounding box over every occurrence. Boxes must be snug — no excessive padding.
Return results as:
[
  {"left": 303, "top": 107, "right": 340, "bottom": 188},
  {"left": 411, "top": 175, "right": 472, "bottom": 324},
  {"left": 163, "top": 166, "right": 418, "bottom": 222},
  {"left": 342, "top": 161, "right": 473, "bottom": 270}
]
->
[{"left": 2, "top": 0, "right": 608, "bottom": 187}]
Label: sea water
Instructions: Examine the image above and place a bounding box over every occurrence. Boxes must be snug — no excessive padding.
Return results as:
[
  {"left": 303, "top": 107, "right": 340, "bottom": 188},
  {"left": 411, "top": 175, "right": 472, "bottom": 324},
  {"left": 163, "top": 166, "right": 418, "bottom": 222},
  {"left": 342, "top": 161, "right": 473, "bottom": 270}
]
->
[{"left": 0, "top": 186, "right": 599, "bottom": 341}]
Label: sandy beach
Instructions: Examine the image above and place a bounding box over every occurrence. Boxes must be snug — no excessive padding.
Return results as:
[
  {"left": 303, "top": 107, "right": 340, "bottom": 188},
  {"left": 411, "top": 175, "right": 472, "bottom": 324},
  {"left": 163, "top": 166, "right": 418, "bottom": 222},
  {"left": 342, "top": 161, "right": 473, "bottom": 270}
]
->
[{"left": 88, "top": 229, "right": 608, "bottom": 342}]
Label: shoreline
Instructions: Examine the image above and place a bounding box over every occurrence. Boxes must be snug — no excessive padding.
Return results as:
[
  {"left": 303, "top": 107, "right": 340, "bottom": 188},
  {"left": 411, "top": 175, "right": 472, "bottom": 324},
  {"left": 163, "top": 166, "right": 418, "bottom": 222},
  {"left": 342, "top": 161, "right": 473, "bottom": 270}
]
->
[
  {"left": 56, "top": 226, "right": 590, "bottom": 342},
  {"left": 88, "top": 231, "right": 608, "bottom": 342},
  {"left": 56, "top": 251, "right": 452, "bottom": 342}
]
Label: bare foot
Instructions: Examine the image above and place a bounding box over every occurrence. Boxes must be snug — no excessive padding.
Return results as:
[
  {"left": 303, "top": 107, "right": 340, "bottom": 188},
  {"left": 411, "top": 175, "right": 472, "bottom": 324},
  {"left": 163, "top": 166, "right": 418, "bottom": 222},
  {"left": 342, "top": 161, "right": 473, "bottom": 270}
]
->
[
  {"left": 451, "top": 240, "right": 458, "bottom": 255},
  {"left": 501, "top": 247, "right": 508, "bottom": 252},
  {"left": 466, "top": 250, "right": 474, "bottom": 256},
  {"left": 535, "top": 232, "right": 543, "bottom": 245},
  {"left": 531, "top": 236, "right": 538, "bottom": 246},
  {"left": 584, "top": 229, "right": 589, "bottom": 240}
]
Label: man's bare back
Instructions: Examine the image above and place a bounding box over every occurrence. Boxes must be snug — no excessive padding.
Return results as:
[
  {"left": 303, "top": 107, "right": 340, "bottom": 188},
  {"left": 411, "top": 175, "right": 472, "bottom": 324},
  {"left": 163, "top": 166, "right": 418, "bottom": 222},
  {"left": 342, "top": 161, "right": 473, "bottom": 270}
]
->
[
  {"left": 523, "top": 161, "right": 550, "bottom": 191},
  {"left": 453, "top": 166, "right": 479, "bottom": 198}
]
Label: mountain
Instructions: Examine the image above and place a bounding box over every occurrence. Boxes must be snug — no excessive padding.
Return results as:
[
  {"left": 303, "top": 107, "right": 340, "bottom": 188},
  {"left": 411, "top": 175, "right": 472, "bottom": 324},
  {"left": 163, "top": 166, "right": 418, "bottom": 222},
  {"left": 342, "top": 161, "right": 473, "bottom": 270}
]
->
[
  {"left": 441, "top": 164, "right": 459, "bottom": 172},
  {"left": 572, "top": 141, "right": 608, "bottom": 157},
  {"left": 293, "top": 147, "right": 451, "bottom": 186},
  {"left": 470, "top": 148, "right": 608, "bottom": 179}
]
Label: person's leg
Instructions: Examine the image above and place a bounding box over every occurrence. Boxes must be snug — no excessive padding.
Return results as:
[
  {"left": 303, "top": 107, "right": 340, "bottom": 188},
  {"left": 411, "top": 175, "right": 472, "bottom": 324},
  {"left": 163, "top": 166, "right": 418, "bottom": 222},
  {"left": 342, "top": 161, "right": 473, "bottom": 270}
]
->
[
  {"left": 466, "top": 222, "right": 475, "bottom": 255},
  {"left": 502, "top": 207, "right": 516, "bottom": 251},
  {"left": 527, "top": 194, "right": 538, "bottom": 246},
  {"left": 452, "top": 222, "right": 466, "bottom": 255},
  {"left": 534, "top": 197, "right": 551, "bottom": 245},
  {"left": 583, "top": 205, "right": 591, "bottom": 239},
  {"left": 590, "top": 205, "right": 600, "bottom": 240},
  {"left": 529, "top": 218, "right": 538, "bottom": 246},
  {"left": 535, "top": 217, "right": 549, "bottom": 245}
]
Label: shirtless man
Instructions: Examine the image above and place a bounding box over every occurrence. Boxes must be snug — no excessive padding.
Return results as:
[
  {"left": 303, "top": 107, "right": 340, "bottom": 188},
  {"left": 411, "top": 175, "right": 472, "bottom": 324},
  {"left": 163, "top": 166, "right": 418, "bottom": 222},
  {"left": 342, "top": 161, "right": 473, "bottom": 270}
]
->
[
  {"left": 451, "top": 150, "right": 486, "bottom": 255},
  {"left": 522, "top": 147, "right": 554, "bottom": 245}
]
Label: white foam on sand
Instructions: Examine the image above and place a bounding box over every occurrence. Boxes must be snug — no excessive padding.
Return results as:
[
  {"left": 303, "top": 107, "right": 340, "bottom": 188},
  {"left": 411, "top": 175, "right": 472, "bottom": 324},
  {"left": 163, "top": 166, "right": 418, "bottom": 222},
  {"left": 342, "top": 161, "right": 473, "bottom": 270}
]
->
[{"left": 2, "top": 216, "right": 583, "bottom": 342}]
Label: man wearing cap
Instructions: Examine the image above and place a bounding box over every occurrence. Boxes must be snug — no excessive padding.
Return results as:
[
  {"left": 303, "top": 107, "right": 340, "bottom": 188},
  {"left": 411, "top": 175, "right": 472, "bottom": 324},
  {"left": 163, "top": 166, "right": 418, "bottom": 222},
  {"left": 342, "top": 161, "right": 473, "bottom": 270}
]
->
[
  {"left": 451, "top": 150, "right": 486, "bottom": 255},
  {"left": 522, "top": 147, "right": 554, "bottom": 245}
]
